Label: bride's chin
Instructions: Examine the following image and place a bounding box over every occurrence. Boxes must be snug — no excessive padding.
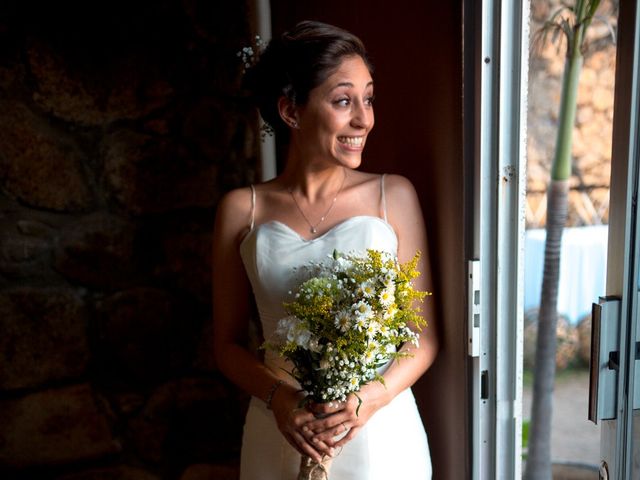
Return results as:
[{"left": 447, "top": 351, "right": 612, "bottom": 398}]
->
[{"left": 336, "top": 154, "right": 363, "bottom": 170}]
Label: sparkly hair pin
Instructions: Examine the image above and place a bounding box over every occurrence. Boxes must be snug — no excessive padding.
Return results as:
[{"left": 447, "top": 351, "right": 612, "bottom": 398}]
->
[
  {"left": 237, "top": 34, "right": 265, "bottom": 73},
  {"left": 237, "top": 35, "right": 274, "bottom": 140}
]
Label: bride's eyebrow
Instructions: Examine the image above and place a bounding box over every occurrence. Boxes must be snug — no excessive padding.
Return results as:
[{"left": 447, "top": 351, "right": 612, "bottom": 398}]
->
[{"left": 330, "top": 81, "right": 374, "bottom": 91}]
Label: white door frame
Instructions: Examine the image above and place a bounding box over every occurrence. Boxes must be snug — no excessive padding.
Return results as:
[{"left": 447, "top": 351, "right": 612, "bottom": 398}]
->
[{"left": 465, "top": 0, "right": 528, "bottom": 478}]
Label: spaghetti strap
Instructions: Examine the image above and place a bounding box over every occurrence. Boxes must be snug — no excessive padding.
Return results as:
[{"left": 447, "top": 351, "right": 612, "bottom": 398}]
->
[
  {"left": 249, "top": 185, "right": 256, "bottom": 231},
  {"left": 380, "top": 174, "right": 388, "bottom": 222}
]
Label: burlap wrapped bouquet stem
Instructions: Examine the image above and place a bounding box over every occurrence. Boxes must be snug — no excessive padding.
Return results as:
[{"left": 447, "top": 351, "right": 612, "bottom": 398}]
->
[{"left": 298, "top": 454, "right": 333, "bottom": 480}]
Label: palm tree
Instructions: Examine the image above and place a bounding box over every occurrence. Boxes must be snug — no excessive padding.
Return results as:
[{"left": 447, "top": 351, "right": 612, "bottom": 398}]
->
[{"left": 524, "top": 1, "right": 609, "bottom": 478}]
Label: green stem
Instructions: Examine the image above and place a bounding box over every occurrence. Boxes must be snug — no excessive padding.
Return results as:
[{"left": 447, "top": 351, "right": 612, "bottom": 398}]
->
[{"left": 551, "top": 36, "right": 584, "bottom": 180}]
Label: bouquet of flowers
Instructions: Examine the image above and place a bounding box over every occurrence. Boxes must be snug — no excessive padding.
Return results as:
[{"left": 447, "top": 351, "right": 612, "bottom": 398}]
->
[{"left": 265, "top": 249, "right": 429, "bottom": 479}]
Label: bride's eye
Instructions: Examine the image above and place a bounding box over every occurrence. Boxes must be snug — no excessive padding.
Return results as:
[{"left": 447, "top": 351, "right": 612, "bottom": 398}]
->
[
  {"left": 333, "top": 97, "right": 350, "bottom": 107},
  {"left": 365, "top": 95, "right": 375, "bottom": 107}
]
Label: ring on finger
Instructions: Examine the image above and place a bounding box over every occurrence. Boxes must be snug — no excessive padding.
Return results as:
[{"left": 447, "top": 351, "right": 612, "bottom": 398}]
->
[{"left": 341, "top": 422, "right": 348, "bottom": 433}]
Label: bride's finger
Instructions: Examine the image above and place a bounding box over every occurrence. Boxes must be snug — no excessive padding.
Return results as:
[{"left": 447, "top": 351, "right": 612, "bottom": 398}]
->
[
  {"left": 305, "top": 411, "right": 351, "bottom": 434},
  {"left": 333, "top": 425, "right": 360, "bottom": 448},
  {"left": 311, "top": 420, "right": 350, "bottom": 445},
  {"left": 309, "top": 400, "right": 345, "bottom": 416},
  {"left": 310, "top": 434, "right": 334, "bottom": 456},
  {"left": 291, "top": 431, "right": 325, "bottom": 463},
  {"left": 290, "top": 407, "right": 317, "bottom": 425}
]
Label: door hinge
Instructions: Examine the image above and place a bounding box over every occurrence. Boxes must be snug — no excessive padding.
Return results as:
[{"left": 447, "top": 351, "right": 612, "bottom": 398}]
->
[{"left": 468, "top": 259, "right": 481, "bottom": 357}]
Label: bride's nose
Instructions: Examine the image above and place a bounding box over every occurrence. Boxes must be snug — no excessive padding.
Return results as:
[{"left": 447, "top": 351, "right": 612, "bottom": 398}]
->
[{"left": 350, "top": 102, "right": 374, "bottom": 130}]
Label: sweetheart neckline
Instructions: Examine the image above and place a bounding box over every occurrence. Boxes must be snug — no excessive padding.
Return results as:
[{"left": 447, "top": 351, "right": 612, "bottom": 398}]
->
[{"left": 239, "top": 215, "right": 398, "bottom": 247}]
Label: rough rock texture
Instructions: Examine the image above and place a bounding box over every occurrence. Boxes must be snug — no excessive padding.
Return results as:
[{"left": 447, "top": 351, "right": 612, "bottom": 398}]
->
[
  {"left": 28, "top": 39, "right": 174, "bottom": 127},
  {"left": 0, "top": 384, "right": 120, "bottom": 468},
  {"left": 53, "top": 212, "right": 138, "bottom": 289},
  {"left": 58, "top": 466, "right": 161, "bottom": 480},
  {"left": 127, "top": 377, "right": 247, "bottom": 468},
  {"left": 0, "top": 0, "right": 256, "bottom": 477},
  {"left": 179, "top": 463, "right": 240, "bottom": 480},
  {"left": 0, "top": 100, "right": 94, "bottom": 211},
  {"left": 101, "top": 130, "right": 218, "bottom": 215},
  {"left": 0, "top": 287, "right": 89, "bottom": 390},
  {"left": 0, "top": 205, "right": 59, "bottom": 281},
  {"left": 94, "top": 287, "right": 190, "bottom": 384}
]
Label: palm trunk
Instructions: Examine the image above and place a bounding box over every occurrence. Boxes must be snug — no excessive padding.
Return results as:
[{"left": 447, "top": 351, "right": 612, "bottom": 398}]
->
[
  {"left": 525, "top": 10, "right": 587, "bottom": 478},
  {"left": 525, "top": 180, "right": 568, "bottom": 478}
]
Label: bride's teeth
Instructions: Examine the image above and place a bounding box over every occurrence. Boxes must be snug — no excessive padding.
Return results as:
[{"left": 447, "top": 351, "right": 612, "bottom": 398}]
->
[{"left": 339, "top": 137, "right": 363, "bottom": 146}]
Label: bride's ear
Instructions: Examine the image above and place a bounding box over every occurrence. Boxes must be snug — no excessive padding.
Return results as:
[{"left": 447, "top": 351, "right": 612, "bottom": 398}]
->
[{"left": 278, "top": 96, "right": 300, "bottom": 130}]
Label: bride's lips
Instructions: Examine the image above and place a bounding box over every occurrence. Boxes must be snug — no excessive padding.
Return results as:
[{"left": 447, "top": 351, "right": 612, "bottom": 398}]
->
[{"left": 337, "top": 135, "right": 365, "bottom": 151}]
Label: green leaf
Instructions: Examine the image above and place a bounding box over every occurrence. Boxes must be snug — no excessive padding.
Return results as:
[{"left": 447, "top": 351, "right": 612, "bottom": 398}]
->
[{"left": 354, "top": 393, "right": 363, "bottom": 417}]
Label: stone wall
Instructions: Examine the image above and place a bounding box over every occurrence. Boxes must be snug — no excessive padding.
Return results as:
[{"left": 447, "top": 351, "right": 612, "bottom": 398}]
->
[
  {"left": 0, "top": 1, "right": 257, "bottom": 478},
  {"left": 527, "top": 0, "right": 617, "bottom": 227}
]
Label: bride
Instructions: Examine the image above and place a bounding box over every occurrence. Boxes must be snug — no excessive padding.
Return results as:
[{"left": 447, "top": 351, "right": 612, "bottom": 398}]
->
[{"left": 212, "top": 20, "right": 438, "bottom": 479}]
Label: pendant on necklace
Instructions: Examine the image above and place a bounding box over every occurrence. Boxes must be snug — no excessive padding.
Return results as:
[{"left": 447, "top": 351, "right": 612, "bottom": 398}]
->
[{"left": 310, "top": 227, "right": 317, "bottom": 234}]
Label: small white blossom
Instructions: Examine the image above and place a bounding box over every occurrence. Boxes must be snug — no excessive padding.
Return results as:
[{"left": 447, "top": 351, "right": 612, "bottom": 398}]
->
[
  {"left": 379, "top": 284, "right": 395, "bottom": 307},
  {"left": 383, "top": 304, "right": 398, "bottom": 320},
  {"left": 308, "top": 336, "right": 321, "bottom": 353},
  {"left": 273, "top": 316, "right": 301, "bottom": 344},
  {"left": 357, "top": 280, "right": 376, "bottom": 298},
  {"left": 355, "top": 316, "right": 367, "bottom": 332},
  {"left": 353, "top": 300, "right": 373, "bottom": 321},
  {"left": 365, "top": 321, "right": 380, "bottom": 339},
  {"left": 334, "top": 311, "right": 351, "bottom": 332},
  {"left": 379, "top": 324, "right": 390, "bottom": 337},
  {"left": 362, "top": 349, "right": 376, "bottom": 364},
  {"left": 293, "top": 328, "right": 312, "bottom": 349}
]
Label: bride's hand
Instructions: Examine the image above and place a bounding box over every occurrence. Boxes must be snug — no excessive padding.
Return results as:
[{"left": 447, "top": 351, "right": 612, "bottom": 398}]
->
[
  {"left": 270, "top": 383, "right": 335, "bottom": 462},
  {"left": 304, "top": 382, "right": 389, "bottom": 449}
]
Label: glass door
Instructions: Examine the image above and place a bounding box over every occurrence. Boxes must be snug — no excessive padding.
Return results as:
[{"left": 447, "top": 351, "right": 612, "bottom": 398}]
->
[
  {"left": 523, "top": 0, "right": 619, "bottom": 476},
  {"left": 591, "top": 0, "right": 640, "bottom": 478}
]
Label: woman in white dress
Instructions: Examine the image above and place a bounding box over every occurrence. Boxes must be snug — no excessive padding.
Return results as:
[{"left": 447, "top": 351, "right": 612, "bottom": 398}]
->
[{"left": 212, "top": 21, "right": 439, "bottom": 479}]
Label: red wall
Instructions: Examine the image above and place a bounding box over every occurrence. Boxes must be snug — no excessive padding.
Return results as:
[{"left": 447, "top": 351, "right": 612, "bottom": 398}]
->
[{"left": 271, "top": 2, "right": 467, "bottom": 478}]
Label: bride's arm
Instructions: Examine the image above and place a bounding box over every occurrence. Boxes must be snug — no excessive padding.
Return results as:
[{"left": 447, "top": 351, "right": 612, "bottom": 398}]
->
[
  {"left": 212, "top": 188, "right": 331, "bottom": 462},
  {"left": 306, "top": 174, "right": 439, "bottom": 448}
]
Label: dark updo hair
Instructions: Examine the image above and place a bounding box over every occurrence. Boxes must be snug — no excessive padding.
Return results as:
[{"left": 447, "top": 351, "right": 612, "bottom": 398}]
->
[{"left": 243, "top": 20, "right": 373, "bottom": 134}]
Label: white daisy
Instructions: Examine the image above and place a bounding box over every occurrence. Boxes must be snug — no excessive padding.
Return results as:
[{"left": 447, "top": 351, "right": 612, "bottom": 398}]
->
[
  {"left": 334, "top": 311, "right": 352, "bottom": 332},
  {"left": 365, "top": 321, "right": 380, "bottom": 339},
  {"left": 357, "top": 280, "right": 376, "bottom": 298},
  {"left": 379, "top": 285, "right": 395, "bottom": 307},
  {"left": 383, "top": 304, "right": 398, "bottom": 320},
  {"left": 353, "top": 300, "right": 373, "bottom": 321}
]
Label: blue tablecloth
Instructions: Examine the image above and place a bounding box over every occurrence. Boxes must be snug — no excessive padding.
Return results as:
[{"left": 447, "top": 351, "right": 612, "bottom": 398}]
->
[{"left": 524, "top": 225, "right": 609, "bottom": 325}]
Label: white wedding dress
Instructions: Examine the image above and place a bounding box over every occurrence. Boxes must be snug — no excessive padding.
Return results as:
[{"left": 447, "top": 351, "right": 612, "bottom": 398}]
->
[{"left": 238, "top": 176, "right": 432, "bottom": 480}]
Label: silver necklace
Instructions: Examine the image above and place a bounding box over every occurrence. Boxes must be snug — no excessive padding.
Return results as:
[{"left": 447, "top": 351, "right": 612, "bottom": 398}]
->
[{"left": 288, "top": 169, "right": 347, "bottom": 234}]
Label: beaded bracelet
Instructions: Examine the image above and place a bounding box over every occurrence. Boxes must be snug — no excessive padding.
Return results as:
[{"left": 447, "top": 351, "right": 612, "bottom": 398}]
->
[{"left": 265, "top": 379, "right": 284, "bottom": 410}]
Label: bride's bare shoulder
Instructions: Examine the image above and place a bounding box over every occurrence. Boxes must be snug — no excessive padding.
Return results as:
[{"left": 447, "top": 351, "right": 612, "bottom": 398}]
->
[
  {"left": 350, "top": 171, "right": 416, "bottom": 195},
  {"left": 346, "top": 170, "right": 383, "bottom": 189},
  {"left": 214, "top": 186, "right": 254, "bottom": 240},
  {"left": 217, "top": 186, "right": 253, "bottom": 215},
  {"left": 383, "top": 174, "right": 418, "bottom": 197},
  {"left": 215, "top": 180, "right": 284, "bottom": 238}
]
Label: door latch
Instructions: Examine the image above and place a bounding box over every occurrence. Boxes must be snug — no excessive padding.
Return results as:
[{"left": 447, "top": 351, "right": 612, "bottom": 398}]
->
[{"left": 589, "top": 297, "right": 621, "bottom": 423}]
